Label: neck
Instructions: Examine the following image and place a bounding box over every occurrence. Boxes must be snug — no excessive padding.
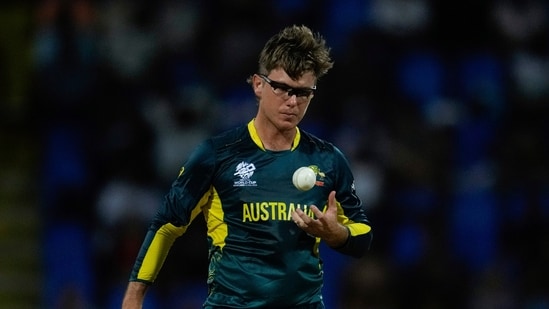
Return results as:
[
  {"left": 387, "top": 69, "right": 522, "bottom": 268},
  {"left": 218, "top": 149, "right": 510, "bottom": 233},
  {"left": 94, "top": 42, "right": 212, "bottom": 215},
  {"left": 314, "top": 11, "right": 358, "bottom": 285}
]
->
[{"left": 253, "top": 119, "right": 296, "bottom": 151}]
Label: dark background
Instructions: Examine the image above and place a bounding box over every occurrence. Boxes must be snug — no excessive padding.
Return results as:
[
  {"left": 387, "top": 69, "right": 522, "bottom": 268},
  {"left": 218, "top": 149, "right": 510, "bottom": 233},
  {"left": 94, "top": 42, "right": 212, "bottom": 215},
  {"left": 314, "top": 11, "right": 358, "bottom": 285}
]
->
[{"left": 0, "top": 0, "right": 548, "bottom": 308}]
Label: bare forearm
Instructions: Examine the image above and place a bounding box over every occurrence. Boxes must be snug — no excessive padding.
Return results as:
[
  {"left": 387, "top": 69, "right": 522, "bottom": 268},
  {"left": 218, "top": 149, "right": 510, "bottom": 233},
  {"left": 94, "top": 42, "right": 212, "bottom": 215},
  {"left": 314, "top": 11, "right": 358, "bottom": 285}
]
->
[{"left": 122, "top": 281, "right": 148, "bottom": 309}]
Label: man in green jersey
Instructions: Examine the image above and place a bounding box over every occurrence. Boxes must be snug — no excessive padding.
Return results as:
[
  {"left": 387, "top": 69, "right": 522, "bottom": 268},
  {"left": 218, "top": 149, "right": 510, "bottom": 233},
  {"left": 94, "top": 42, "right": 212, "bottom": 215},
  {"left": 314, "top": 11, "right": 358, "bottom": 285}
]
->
[{"left": 122, "top": 24, "right": 373, "bottom": 309}]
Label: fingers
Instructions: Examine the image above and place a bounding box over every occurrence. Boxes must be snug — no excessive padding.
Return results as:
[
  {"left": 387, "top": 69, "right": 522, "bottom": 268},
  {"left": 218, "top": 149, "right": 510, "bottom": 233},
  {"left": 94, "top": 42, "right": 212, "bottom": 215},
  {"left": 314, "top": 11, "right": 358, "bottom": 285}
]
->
[
  {"left": 291, "top": 191, "right": 338, "bottom": 229},
  {"left": 291, "top": 207, "right": 309, "bottom": 227},
  {"left": 292, "top": 207, "right": 318, "bottom": 230},
  {"left": 309, "top": 206, "right": 323, "bottom": 221},
  {"left": 327, "top": 191, "right": 336, "bottom": 211}
]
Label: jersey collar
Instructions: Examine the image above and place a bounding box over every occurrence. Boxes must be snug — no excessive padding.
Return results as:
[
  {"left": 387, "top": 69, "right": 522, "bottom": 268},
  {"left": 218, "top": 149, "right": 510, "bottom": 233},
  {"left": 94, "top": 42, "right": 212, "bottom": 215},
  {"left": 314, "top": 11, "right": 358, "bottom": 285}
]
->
[{"left": 248, "top": 119, "right": 301, "bottom": 151}]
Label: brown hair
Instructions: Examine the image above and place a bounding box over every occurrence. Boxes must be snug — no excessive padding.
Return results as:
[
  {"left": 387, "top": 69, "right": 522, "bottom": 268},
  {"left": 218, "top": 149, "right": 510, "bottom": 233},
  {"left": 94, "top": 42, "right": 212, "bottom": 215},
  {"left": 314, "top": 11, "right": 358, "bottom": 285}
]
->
[{"left": 256, "top": 25, "right": 334, "bottom": 81}]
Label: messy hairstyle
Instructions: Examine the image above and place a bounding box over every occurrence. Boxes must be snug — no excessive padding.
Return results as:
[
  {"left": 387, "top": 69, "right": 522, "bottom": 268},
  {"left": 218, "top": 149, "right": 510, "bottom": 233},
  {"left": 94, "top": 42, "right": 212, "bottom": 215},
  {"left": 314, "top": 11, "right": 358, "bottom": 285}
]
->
[{"left": 256, "top": 25, "right": 334, "bottom": 81}]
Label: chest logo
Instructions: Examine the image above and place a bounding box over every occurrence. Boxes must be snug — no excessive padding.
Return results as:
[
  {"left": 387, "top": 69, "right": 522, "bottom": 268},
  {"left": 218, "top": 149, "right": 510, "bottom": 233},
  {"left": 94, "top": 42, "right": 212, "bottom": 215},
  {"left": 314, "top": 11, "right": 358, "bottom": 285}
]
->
[{"left": 233, "top": 161, "right": 257, "bottom": 187}]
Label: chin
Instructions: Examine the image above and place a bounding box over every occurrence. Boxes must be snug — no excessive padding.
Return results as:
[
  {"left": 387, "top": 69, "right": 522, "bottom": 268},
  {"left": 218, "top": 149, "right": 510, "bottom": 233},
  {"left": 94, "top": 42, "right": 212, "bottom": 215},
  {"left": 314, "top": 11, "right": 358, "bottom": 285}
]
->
[{"left": 278, "top": 118, "right": 299, "bottom": 128}]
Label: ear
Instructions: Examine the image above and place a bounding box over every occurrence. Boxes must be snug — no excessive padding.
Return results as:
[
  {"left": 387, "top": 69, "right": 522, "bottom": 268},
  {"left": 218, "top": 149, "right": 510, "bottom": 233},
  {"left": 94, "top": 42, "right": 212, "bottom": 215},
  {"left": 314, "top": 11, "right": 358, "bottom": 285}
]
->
[{"left": 252, "top": 75, "right": 264, "bottom": 97}]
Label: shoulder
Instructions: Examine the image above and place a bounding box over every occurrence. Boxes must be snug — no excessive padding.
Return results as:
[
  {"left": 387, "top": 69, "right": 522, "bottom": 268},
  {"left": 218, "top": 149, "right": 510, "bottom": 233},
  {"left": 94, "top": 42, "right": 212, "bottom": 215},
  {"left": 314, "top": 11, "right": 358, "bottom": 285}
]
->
[
  {"left": 208, "top": 125, "right": 249, "bottom": 148},
  {"left": 207, "top": 124, "right": 252, "bottom": 152},
  {"left": 298, "top": 129, "right": 351, "bottom": 165},
  {"left": 184, "top": 125, "right": 250, "bottom": 170},
  {"left": 299, "top": 129, "right": 338, "bottom": 153}
]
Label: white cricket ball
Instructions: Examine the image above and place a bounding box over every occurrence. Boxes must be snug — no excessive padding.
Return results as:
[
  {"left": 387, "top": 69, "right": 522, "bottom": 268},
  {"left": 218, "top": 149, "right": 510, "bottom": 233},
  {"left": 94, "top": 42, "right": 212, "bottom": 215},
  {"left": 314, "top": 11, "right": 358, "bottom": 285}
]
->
[{"left": 292, "top": 167, "right": 316, "bottom": 191}]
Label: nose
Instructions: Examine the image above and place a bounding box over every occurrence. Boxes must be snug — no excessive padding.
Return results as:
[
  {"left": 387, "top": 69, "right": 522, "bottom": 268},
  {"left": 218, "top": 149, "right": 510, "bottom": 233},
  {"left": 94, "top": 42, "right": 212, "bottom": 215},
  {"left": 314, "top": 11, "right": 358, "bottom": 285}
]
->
[{"left": 286, "top": 94, "right": 298, "bottom": 105}]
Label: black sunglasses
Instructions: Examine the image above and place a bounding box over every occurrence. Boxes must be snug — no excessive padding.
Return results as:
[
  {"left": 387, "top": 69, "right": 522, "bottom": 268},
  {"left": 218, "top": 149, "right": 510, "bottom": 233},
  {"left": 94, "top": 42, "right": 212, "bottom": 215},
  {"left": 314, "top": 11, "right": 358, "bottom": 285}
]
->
[{"left": 257, "top": 74, "right": 316, "bottom": 100}]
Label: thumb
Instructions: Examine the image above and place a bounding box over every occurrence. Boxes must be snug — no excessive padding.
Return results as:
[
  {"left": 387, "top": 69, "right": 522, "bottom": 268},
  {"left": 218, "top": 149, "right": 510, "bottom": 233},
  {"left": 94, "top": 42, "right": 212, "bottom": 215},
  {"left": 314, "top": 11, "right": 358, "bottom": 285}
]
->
[{"left": 326, "top": 191, "right": 337, "bottom": 213}]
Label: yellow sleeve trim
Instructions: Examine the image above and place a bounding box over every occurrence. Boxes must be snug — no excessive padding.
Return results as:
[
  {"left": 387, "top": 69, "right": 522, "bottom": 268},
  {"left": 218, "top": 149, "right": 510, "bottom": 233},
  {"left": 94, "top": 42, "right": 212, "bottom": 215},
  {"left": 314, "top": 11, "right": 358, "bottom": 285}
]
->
[
  {"left": 335, "top": 201, "right": 372, "bottom": 236},
  {"left": 347, "top": 222, "right": 372, "bottom": 236},
  {"left": 137, "top": 187, "right": 213, "bottom": 282},
  {"left": 137, "top": 223, "right": 185, "bottom": 282}
]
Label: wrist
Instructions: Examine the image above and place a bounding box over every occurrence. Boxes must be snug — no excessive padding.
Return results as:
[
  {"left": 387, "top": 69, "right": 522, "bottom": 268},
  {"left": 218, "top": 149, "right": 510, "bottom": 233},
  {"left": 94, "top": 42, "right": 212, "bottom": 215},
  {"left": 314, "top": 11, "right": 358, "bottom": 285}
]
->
[{"left": 324, "top": 225, "right": 350, "bottom": 248}]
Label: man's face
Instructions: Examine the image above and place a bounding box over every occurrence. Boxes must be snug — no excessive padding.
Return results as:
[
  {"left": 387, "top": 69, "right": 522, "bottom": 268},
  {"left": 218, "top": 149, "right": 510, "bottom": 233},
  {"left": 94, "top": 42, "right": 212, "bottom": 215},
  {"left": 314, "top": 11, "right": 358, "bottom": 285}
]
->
[{"left": 253, "top": 68, "right": 317, "bottom": 132}]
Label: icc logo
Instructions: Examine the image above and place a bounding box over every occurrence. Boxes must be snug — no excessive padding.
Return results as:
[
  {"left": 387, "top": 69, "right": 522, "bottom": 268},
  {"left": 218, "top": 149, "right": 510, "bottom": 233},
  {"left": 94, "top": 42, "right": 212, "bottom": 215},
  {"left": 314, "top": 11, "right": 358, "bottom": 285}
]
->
[{"left": 234, "top": 161, "right": 257, "bottom": 187}]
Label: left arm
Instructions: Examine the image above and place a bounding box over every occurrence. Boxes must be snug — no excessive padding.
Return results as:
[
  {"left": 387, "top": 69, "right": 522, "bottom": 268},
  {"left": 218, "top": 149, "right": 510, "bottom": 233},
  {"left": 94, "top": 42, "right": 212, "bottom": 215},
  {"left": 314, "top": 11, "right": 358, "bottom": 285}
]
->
[
  {"left": 292, "top": 190, "right": 372, "bottom": 258},
  {"left": 291, "top": 145, "right": 372, "bottom": 258}
]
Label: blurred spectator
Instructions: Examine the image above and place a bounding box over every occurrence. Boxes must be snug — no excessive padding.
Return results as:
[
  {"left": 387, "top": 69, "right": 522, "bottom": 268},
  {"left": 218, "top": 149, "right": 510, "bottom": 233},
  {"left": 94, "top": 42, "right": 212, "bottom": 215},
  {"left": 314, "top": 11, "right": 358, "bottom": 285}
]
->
[{"left": 31, "top": 1, "right": 101, "bottom": 307}]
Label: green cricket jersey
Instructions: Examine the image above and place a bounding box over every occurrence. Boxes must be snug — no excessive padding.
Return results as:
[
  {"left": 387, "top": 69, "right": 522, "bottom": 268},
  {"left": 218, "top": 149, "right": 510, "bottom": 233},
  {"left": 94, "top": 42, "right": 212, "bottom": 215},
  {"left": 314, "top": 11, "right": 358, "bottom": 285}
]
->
[{"left": 130, "top": 119, "right": 372, "bottom": 308}]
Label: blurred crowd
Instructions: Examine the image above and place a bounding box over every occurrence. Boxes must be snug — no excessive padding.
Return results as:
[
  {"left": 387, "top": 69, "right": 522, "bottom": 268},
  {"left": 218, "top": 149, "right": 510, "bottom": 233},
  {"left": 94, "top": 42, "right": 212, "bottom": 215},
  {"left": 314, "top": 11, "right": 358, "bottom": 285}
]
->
[{"left": 1, "top": 0, "right": 549, "bottom": 308}]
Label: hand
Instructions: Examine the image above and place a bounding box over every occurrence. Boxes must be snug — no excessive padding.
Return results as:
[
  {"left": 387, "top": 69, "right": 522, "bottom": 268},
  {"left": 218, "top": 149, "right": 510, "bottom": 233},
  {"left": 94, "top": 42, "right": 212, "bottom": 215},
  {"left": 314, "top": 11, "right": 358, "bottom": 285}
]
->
[{"left": 291, "top": 191, "right": 349, "bottom": 248}]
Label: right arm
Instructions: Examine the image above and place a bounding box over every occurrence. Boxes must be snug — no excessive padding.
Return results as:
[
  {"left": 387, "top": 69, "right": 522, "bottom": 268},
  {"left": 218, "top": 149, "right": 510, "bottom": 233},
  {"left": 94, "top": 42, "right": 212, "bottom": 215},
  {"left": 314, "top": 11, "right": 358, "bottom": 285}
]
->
[
  {"left": 122, "top": 281, "right": 148, "bottom": 309},
  {"left": 123, "top": 140, "right": 217, "bottom": 306}
]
